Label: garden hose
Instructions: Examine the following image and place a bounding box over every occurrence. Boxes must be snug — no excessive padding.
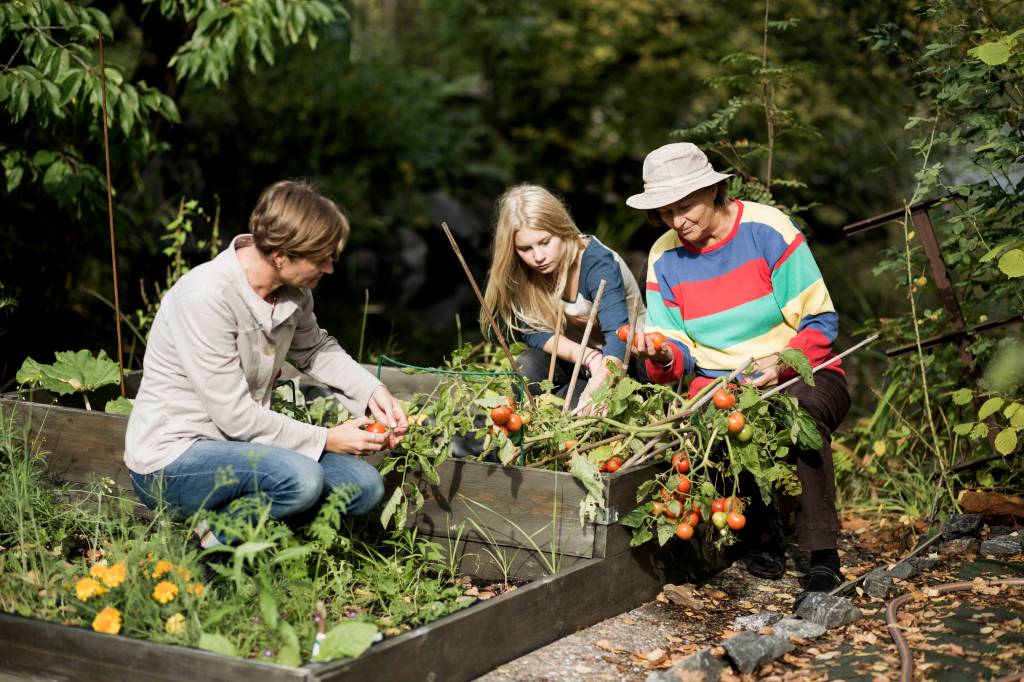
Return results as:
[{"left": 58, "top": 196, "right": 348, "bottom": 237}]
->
[{"left": 885, "top": 578, "right": 1024, "bottom": 682}]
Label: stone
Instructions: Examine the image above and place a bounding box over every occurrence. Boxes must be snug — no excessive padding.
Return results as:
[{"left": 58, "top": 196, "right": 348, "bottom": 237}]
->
[
  {"left": 650, "top": 647, "right": 725, "bottom": 682},
  {"left": 863, "top": 568, "right": 896, "bottom": 599},
  {"left": 721, "top": 631, "right": 794, "bottom": 675},
  {"left": 940, "top": 537, "right": 981, "bottom": 556},
  {"left": 886, "top": 561, "right": 920, "bottom": 581},
  {"left": 794, "top": 592, "right": 863, "bottom": 629},
  {"left": 733, "top": 612, "right": 783, "bottom": 632},
  {"left": 980, "top": 534, "right": 1023, "bottom": 557},
  {"left": 908, "top": 557, "right": 941, "bottom": 572},
  {"left": 941, "top": 513, "right": 984, "bottom": 540},
  {"left": 772, "top": 618, "right": 827, "bottom": 640},
  {"left": 988, "top": 525, "right": 1015, "bottom": 537}
]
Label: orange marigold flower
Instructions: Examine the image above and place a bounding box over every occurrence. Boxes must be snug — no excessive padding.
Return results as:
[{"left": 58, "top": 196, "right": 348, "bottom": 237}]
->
[
  {"left": 92, "top": 606, "right": 121, "bottom": 635},
  {"left": 164, "top": 612, "right": 186, "bottom": 636},
  {"left": 174, "top": 566, "right": 192, "bottom": 582},
  {"left": 186, "top": 582, "right": 205, "bottom": 597},
  {"left": 75, "top": 576, "right": 106, "bottom": 601},
  {"left": 151, "top": 560, "right": 174, "bottom": 579},
  {"left": 101, "top": 562, "right": 127, "bottom": 588},
  {"left": 152, "top": 580, "right": 179, "bottom": 604},
  {"left": 89, "top": 562, "right": 108, "bottom": 579}
]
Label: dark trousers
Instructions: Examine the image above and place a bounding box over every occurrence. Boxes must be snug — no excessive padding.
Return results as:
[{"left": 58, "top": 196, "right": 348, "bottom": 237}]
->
[{"left": 741, "top": 369, "right": 851, "bottom": 552}]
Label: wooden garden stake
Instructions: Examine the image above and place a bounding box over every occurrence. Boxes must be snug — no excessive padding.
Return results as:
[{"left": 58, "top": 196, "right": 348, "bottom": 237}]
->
[
  {"left": 621, "top": 298, "right": 643, "bottom": 368},
  {"left": 547, "top": 306, "right": 564, "bottom": 391},
  {"left": 563, "top": 278, "right": 607, "bottom": 415},
  {"left": 760, "top": 333, "right": 879, "bottom": 399},
  {"left": 97, "top": 37, "right": 126, "bottom": 398},
  {"left": 441, "top": 222, "right": 536, "bottom": 408}
]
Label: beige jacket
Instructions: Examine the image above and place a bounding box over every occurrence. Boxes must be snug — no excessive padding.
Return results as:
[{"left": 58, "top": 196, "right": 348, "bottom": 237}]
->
[{"left": 124, "top": 235, "right": 382, "bottom": 474}]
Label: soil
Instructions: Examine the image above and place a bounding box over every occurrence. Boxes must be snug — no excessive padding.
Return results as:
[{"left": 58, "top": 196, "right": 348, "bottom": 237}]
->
[{"left": 477, "top": 512, "right": 1024, "bottom": 681}]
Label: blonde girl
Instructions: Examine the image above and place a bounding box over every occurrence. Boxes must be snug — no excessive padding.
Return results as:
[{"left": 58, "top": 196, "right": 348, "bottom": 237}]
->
[{"left": 481, "top": 184, "right": 645, "bottom": 412}]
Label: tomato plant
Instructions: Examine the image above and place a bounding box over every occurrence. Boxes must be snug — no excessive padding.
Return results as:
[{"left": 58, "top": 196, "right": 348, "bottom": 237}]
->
[
  {"left": 670, "top": 452, "right": 690, "bottom": 473},
  {"left": 674, "top": 522, "right": 694, "bottom": 540},
  {"left": 491, "top": 406, "right": 511, "bottom": 425}
]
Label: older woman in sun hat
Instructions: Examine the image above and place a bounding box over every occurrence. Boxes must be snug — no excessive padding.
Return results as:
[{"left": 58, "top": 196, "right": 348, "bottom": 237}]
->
[{"left": 626, "top": 142, "right": 851, "bottom": 604}]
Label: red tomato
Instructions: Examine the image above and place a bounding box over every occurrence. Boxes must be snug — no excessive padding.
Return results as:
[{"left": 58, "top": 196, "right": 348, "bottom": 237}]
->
[
  {"left": 563, "top": 439, "right": 578, "bottom": 451},
  {"left": 727, "top": 411, "right": 746, "bottom": 433},
  {"left": 605, "top": 456, "right": 623, "bottom": 474},
  {"left": 690, "top": 500, "right": 703, "bottom": 520},
  {"left": 659, "top": 487, "right": 674, "bottom": 503},
  {"left": 491, "top": 406, "right": 511, "bottom": 426},
  {"left": 505, "top": 413, "right": 523, "bottom": 433},
  {"left": 712, "top": 389, "right": 736, "bottom": 410},
  {"left": 616, "top": 324, "right": 631, "bottom": 342},
  {"left": 366, "top": 422, "right": 388, "bottom": 434},
  {"left": 724, "top": 496, "right": 744, "bottom": 513},
  {"left": 675, "top": 475, "right": 691, "bottom": 495},
  {"left": 675, "top": 523, "right": 694, "bottom": 541},
  {"left": 647, "top": 332, "right": 665, "bottom": 351},
  {"left": 687, "top": 512, "right": 700, "bottom": 527},
  {"left": 727, "top": 512, "right": 747, "bottom": 530},
  {"left": 711, "top": 498, "right": 727, "bottom": 513},
  {"left": 651, "top": 502, "right": 665, "bottom": 517},
  {"left": 671, "top": 452, "right": 690, "bottom": 474},
  {"left": 664, "top": 500, "right": 683, "bottom": 519}
]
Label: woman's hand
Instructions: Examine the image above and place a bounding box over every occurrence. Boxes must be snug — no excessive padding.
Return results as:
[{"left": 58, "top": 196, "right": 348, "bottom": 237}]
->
[
  {"left": 629, "top": 321, "right": 674, "bottom": 365},
  {"left": 576, "top": 354, "right": 616, "bottom": 416},
  {"left": 325, "top": 417, "right": 388, "bottom": 455},
  {"left": 367, "top": 385, "right": 408, "bottom": 448},
  {"left": 744, "top": 353, "right": 781, "bottom": 388}
]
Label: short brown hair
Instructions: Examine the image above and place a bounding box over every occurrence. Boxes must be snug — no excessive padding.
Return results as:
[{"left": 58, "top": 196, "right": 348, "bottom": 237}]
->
[
  {"left": 644, "top": 180, "right": 730, "bottom": 228},
  {"left": 249, "top": 180, "right": 349, "bottom": 262}
]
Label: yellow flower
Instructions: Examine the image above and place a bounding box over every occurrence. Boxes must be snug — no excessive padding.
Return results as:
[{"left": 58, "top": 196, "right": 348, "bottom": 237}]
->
[
  {"left": 92, "top": 606, "right": 121, "bottom": 635},
  {"left": 151, "top": 560, "right": 174, "bottom": 579},
  {"left": 186, "top": 582, "right": 205, "bottom": 597},
  {"left": 164, "top": 612, "right": 186, "bottom": 636},
  {"left": 102, "top": 562, "right": 127, "bottom": 588},
  {"left": 89, "top": 562, "right": 108, "bottom": 579},
  {"left": 152, "top": 580, "right": 179, "bottom": 604},
  {"left": 174, "top": 566, "right": 192, "bottom": 582},
  {"left": 75, "top": 577, "right": 106, "bottom": 601}
]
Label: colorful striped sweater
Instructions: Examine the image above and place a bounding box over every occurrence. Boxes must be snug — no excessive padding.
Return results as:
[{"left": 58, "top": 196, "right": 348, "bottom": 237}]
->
[{"left": 644, "top": 200, "right": 841, "bottom": 393}]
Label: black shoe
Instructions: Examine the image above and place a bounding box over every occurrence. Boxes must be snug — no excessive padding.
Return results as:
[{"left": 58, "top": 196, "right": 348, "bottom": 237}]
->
[
  {"left": 745, "top": 551, "right": 786, "bottom": 580},
  {"left": 793, "top": 565, "right": 843, "bottom": 611}
]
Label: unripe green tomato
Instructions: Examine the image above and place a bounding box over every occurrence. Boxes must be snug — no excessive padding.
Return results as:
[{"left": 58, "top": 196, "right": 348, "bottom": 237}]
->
[
  {"left": 737, "top": 424, "right": 754, "bottom": 442},
  {"left": 711, "top": 511, "right": 728, "bottom": 529}
]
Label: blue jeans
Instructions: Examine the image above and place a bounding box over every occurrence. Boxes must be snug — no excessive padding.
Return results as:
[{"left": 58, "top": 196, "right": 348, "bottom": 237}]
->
[{"left": 129, "top": 440, "right": 385, "bottom": 522}]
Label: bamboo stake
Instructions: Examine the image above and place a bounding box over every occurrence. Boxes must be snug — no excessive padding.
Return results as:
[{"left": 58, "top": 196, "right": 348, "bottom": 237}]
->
[
  {"left": 441, "top": 222, "right": 536, "bottom": 408},
  {"left": 546, "top": 305, "right": 564, "bottom": 391},
  {"left": 563, "top": 278, "right": 607, "bottom": 415},
  {"left": 760, "top": 333, "right": 879, "bottom": 399},
  {"left": 621, "top": 298, "right": 643, "bottom": 368},
  {"left": 97, "top": 37, "right": 126, "bottom": 398}
]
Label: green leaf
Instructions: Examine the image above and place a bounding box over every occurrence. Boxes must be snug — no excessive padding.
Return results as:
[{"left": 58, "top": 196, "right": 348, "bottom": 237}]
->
[
  {"left": 198, "top": 632, "right": 239, "bottom": 658},
  {"left": 619, "top": 504, "right": 650, "bottom": 528},
  {"left": 570, "top": 453, "right": 607, "bottom": 510},
  {"left": 950, "top": 388, "right": 973, "bottom": 406},
  {"left": 978, "top": 397, "right": 1005, "bottom": 420},
  {"left": 994, "top": 428, "right": 1018, "bottom": 455},
  {"left": 379, "top": 486, "right": 403, "bottom": 529},
  {"left": 104, "top": 395, "right": 133, "bottom": 415},
  {"left": 629, "top": 526, "right": 653, "bottom": 547},
  {"left": 997, "top": 249, "right": 1024, "bottom": 278},
  {"left": 969, "top": 39, "right": 1011, "bottom": 65},
  {"left": 979, "top": 244, "right": 1007, "bottom": 263},
  {"left": 312, "top": 621, "right": 378, "bottom": 661},
  {"left": 970, "top": 422, "right": 989, "bottom": 440},
  {"left": 792, "top": 408, "right": 823, "bottom": 451},
  {"left": 1009, "top": 405, "right": 1024, "bottom": 429},
  {"left": 953, "top": 422, "right": 976, "bottom": 436},
  {"left": 656, "top": 522, "right": 675, "bottom": 546},
  {"left": 778, "top": 349, "right": 813, "bottom": 386},
  {"left": 16, "top": 357, "right": 48, "bottom": 386}
]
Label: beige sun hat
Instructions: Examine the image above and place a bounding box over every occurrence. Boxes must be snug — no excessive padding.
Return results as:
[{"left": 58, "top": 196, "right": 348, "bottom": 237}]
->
[{"left": 625, "top": 143, "right": 732, "bottom": 210}]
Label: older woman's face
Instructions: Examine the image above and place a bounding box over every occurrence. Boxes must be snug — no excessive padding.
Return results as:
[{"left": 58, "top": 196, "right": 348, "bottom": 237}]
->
[{"left": 657, "top": 187, "right": 717, "bottom": 244}]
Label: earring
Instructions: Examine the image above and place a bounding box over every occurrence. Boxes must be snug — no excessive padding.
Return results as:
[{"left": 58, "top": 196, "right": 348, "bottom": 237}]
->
[{"left": 276, "top": 261, "right": 283, "bottom": 270}]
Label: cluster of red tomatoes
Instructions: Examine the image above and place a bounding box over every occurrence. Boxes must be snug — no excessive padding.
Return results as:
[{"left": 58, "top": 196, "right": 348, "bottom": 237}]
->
[
  {"left": 712, "top": 388, "right": 753, "bottom": 442},
  {"left": 615, "top": 324, "right": 665, "bottom": 352},
  {"left": 490, "top": 401, "right": 529, "bottom": 436}
]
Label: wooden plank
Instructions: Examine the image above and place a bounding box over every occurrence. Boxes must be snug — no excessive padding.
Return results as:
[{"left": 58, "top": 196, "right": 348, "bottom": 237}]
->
[
  {"left": 0, "top": 396, "right": 131, "bottom": 488},
  {"left": 311, "top": 544, "right": 688, "bottom": 682},
  {"left": 0, "top": 612, "right": 310, "bottom": 682}
]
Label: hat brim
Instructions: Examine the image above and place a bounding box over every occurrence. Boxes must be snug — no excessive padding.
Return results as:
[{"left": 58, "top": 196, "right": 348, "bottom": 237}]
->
[{"left": 625, "top": 171, "right": 733, "bottom": 210}]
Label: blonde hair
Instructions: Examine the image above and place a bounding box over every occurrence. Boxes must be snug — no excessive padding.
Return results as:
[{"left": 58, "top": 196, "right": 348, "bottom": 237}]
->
[
  {"left": 481, "top": 184, "right": 583, "bottom": 339},
  {"left": 249, "top": 180, "right": 350, "bottom": 263}
]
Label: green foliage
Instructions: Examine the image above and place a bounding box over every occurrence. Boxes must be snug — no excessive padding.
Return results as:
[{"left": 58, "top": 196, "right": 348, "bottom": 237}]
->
[{"left": 16, "top": 350, "right": 120, "bottom": 409}]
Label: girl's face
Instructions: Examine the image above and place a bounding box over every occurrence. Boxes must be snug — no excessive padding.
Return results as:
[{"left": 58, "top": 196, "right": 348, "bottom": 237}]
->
[
  {"left": 656, "top": 187, "right": 718, "bottom": 244},
  {"left": 514, "top": 227, "right": 565, "bottom": 275}
]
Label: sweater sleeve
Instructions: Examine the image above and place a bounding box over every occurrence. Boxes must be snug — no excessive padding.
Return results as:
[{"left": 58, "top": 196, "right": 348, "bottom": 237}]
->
[
  {"left": 287, "top": 293, "right": 384, "bottom": 416},
  {"left": 643, "top": 237, "right": 696, "bottom": 383},
  {"left": 768, "top": 230, "right": 840, "bottom": 368},
  {"left": 579, "top": 245, "right": 632, "bottom": 359}
]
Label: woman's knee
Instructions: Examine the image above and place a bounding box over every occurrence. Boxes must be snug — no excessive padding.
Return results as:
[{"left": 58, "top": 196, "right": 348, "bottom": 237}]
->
[
  {"left": 268, "top": 458, "right": 325, "bottom": 517},
  {"left": 342, "top": 459, "right": 385, "bottom": 516}
]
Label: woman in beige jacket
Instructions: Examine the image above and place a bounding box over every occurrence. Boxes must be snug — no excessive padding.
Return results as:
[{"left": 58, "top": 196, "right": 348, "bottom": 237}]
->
[{"left": 125, "top": 180, "right": 407, "bottom": 546}]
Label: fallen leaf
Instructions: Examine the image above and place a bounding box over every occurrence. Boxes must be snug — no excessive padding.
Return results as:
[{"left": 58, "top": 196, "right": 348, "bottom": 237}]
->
[
  {"left": 842, "top": 517, "right": 871, "bottom": 530},
  {"left": 663, "top": 583, "right": 703, "bottom": 610},
  {"left": 595, "top": 639, "right": 626, "bottom": 654}
]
